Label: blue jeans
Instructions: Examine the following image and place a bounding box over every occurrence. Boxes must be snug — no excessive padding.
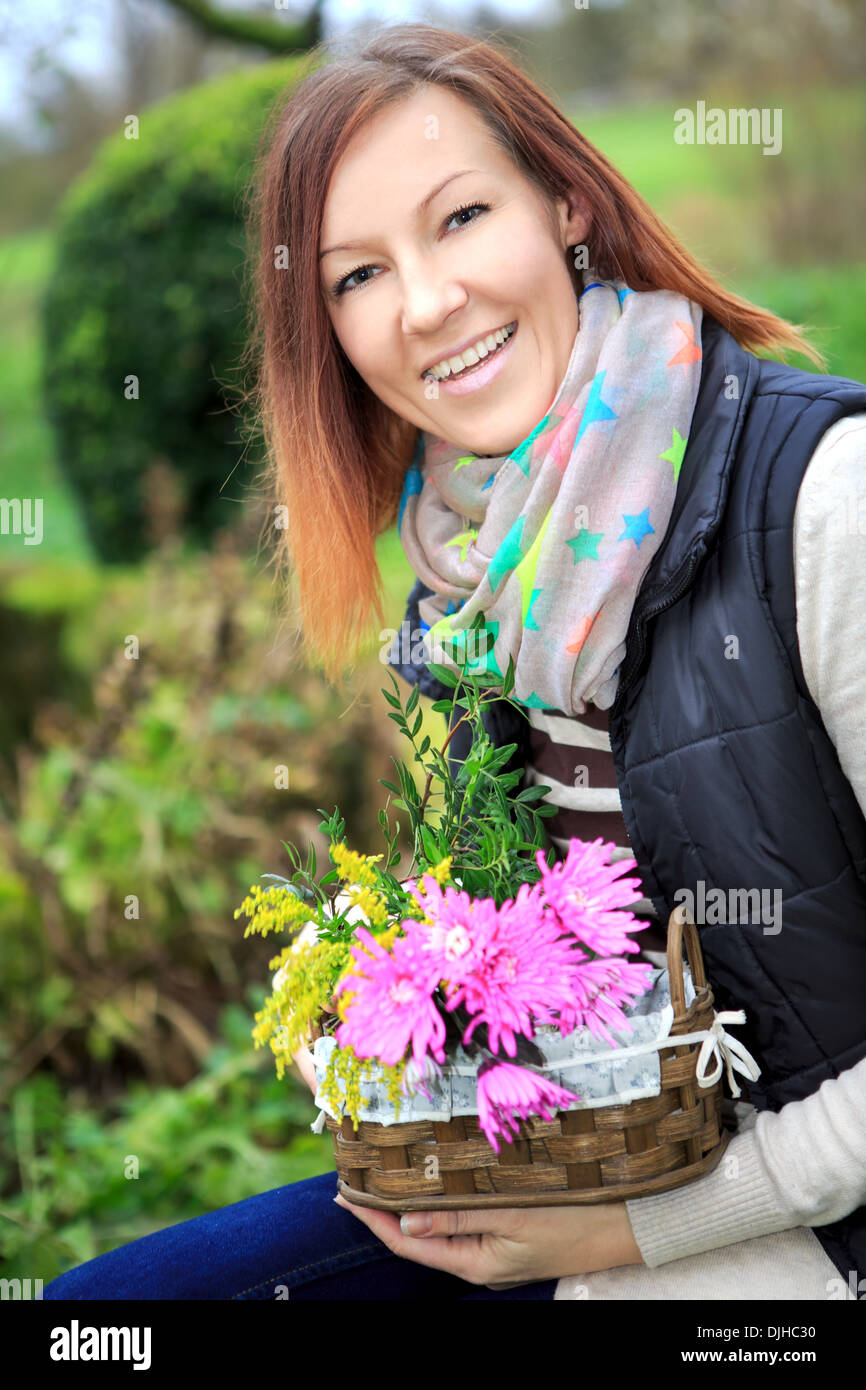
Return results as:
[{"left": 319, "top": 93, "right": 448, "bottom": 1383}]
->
[{"left": 43, "top": 1170, "right": 557, "bottom": 1300}]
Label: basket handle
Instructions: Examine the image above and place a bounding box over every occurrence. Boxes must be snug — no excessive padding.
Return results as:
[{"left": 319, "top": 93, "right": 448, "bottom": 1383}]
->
[{"left": 666, "top": 902, "right": 709, "bottom": 1024}]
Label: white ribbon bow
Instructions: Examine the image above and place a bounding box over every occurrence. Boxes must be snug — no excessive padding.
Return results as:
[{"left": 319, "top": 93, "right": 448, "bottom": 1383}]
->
[{"left": 683, "top": 1010, "right": 762, "bottom": 1098}]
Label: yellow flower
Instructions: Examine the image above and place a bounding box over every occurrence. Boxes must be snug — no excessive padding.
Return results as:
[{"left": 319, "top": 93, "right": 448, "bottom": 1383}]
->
[
  {"left": 318, "top": 1042, "right": 406, "bottom": 1127},
  {"left": 251, "top": 936, "right": 350, "bottom": 1074},
  {"left": 335, "top": 984, "right": 357, "bottom": 1023},
  {"left": 373, "top": 921, "right": 403, "bottom": 952},
  {"left": 330, "top": 841, "right": 382, "bottom": 888},
  {"left": 412, "top": 855, "right": 454, "bottom": 895},
  {"left": 343, "top": 882, "right": 389, "bottom": 928},
  {"left": 234, "top": 883, "right": 316, "bottom": 938},
  {"left": 426, "top": 855, "right": 454, "bottom": 885}
]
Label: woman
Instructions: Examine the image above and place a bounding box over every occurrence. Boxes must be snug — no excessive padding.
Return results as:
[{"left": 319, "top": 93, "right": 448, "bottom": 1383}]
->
[{"left": 45, "top": 22, "right": 866, "bottom": 1302}]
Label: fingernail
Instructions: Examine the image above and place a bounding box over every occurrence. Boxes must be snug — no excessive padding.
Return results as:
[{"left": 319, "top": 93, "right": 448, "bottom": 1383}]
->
[{"left": 400, "top": 1213, "right": 433, "bottom": 1236}]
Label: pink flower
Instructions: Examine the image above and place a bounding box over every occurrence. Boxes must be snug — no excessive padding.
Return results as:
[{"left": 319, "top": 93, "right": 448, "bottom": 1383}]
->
[
  {"left": 405, "top": 876, "right": 483, "bottom": 967},
  {"left": 556, "top": 958, "right": 656, "bottom": 1046},
  {"left": 476, "top": 1060, "right": 581, "bottom": 1155},
  {"left": 331, "top": 841, "right": 657, "bottom": 1083},
  {"left": 410, "top": 877, "right": 588, "bottom": 1057},
  {"left": 334, "top": 926, "right": 446, "bottom": 1068},
  {"left": 535, "top": 838, "right": 649, "bottom": 956}
]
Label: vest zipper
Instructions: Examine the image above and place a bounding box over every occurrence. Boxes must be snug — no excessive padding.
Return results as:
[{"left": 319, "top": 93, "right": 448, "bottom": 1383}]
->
[{"left": 612, "top": 548, "right": 702, "bottom": 716}]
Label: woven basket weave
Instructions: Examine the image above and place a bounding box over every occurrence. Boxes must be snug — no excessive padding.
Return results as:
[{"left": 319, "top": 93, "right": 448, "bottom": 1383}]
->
[{"left": 322, "top": 903, "right": 732, "bottom": 1210}]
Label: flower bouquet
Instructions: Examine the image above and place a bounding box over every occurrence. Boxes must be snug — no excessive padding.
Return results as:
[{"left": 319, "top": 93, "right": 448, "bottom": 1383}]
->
[{"left": 237, "top": 632, "right": 741, "bottom": 1209}]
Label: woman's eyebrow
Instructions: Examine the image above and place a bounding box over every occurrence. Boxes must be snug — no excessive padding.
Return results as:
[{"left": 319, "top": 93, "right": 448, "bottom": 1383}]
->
[{"left": 319, "top": 168, "right": 482, "bottom": 260}]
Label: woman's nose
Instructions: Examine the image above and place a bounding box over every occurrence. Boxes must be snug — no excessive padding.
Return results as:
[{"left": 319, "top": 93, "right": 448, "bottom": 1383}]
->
[{"left": 400, "top": 267, "right": 468, "bottom": 338}]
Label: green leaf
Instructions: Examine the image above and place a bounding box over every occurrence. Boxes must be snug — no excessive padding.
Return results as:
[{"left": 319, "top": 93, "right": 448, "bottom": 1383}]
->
[
  {"left": 419, "top": 824, "right": 440, "bottom": 861},
  {"left": 502, "top": 653, "right": 516, "bottom": 697},
  {"left": 430, "top": 699, "right": 455, "bottom": 715},
  {"left": 425, "top": 662, "right": 458, "bottom": 689}
]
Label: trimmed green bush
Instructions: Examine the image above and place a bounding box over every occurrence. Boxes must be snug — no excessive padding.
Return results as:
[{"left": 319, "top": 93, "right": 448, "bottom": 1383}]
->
[{"left": 41, "top": 58, "right": 307, "bottom": 563}]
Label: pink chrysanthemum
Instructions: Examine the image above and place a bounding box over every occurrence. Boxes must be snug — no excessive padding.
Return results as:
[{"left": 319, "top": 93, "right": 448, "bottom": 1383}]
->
[
  {"left": 334, "top": 925, "right": 446, "bottom": 1068},
  {"left": 476, "top": 1059, "right": 581, "bottom": 1155},
  {"left": 535, "top": 838, "right": 649, "bottom": 956},
  {"left": 556, "top": 957, "right": 656, "bottom": 1046},
  {"left": 404, "top": 876, "right": 489, "bottom": 968},
  {"left": 409, "top": 876, "right": 587, "bottom": 1057}
]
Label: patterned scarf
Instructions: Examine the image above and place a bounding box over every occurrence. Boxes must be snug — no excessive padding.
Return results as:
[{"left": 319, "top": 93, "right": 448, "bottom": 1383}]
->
[{"left": 398, "top": 267, "right": 703, "bottom": 715}]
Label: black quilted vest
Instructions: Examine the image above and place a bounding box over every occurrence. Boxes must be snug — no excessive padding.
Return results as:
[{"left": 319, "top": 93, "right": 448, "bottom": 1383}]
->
[{"left": 388, "top": 313, "right": 866, "bottom": 1286}]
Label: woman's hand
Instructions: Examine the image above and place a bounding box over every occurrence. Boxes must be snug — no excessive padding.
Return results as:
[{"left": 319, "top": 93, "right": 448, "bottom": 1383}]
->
[
  {"left": 292, "top": 1043, "right": 319, "bottom": 1095},
  {"left": 331, "top": 1192, "right": 644, "bottom": 1286}
]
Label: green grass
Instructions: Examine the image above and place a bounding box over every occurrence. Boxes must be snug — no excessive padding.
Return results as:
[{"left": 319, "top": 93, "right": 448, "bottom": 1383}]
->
[
  {"left": 568, "top": 83, "right": 866, "bottom": 280},
  {"left": 734, "top": 264, "right": 866, "bottom": 384}
]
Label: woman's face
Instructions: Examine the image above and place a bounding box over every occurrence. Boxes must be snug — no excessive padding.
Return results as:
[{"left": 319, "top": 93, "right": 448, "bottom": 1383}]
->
[{"left": 319, "top": 85, "right": 590, "bottom": 457}]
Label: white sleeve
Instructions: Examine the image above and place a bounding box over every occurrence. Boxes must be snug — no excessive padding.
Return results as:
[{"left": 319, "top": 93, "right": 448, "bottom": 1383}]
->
[{"left": 791, "top": 412, "right": 866, "bottom": 810}]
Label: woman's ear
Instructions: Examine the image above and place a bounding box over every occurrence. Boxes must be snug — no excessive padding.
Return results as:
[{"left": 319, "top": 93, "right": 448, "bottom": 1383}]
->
[{"left": 556, "top": 191, "right": 592, "bottom": 254}]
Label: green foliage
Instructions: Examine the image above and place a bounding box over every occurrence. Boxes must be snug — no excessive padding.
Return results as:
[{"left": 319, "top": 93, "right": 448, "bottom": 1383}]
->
[
  {"left": 372, "top": 656, "right": 560, "bottom": 905},
  {"left": 0, "top": 1002, "right": 332, "bottom": 1283},
  {"left": 0, "top": 537, "right": 396, "bottom": 1095},
  {"left": 40, "top": 57, "right": 307, "bottom": 563}
]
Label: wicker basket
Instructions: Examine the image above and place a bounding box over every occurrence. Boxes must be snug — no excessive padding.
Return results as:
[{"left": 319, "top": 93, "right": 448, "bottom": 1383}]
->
[{"left": 323, "top": 903, "right": 734, "bottom": 1210}]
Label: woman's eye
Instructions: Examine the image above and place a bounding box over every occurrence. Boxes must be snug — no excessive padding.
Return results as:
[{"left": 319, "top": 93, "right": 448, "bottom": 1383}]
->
[
  {"left": 334, "top": 264, "right": 379, "bottom": 296},
  {"left": 332, "top": 201, "right": 490, "bottom": 297},
  {"left": 443, "top": 201, "right": 490, "bottom": 233}
]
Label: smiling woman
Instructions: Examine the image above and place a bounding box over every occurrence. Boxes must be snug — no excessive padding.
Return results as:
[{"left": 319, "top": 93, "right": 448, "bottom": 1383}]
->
[
  {"left": 43, "top": 20, "right": 866, "bottom": 1306},
  {"left": 316, "top": 84, "right": 589, "bottom": 454},
  {"left": 237, "top": 21, "right": 820, "bottom": 688}
]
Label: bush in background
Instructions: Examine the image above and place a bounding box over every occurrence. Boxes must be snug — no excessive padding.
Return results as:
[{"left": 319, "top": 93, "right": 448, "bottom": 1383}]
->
[
  {"left": 0, "top": 520, "right": 400, "bottom": 1107},
  {"left": 40, "top": 57, "right": 307, "bottom": 565}
]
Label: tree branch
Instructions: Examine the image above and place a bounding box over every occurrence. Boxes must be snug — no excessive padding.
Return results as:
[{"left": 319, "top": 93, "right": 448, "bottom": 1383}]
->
[{"left": 160, "top": 0, "right": 324, "bottom": 53}]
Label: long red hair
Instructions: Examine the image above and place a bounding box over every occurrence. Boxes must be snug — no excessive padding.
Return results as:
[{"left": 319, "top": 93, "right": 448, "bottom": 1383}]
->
[{"left": 240, "top": 22, "right": 826, "bottom": 689}]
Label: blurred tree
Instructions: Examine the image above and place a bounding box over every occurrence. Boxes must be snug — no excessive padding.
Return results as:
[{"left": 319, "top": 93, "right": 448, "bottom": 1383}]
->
[
  {"left": 0, "top": 0, "right": 323, "bottom": 235},
  {"left": 523, "top": 0, "right": 866, "bottom": 103},
  {"left": 161, "top": 0, "right": 324, "bottom": 51}
]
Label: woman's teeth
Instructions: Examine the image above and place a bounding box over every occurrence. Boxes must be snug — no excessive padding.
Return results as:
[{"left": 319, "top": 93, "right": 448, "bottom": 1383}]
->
[{"left": 424, "top": 321, "right": 517, "bottom": 381}]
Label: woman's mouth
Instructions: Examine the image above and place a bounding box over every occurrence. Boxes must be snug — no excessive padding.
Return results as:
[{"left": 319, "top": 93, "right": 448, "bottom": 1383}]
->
[{"left": 423, "top": 321, "right": 518, "bottom": 397}]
